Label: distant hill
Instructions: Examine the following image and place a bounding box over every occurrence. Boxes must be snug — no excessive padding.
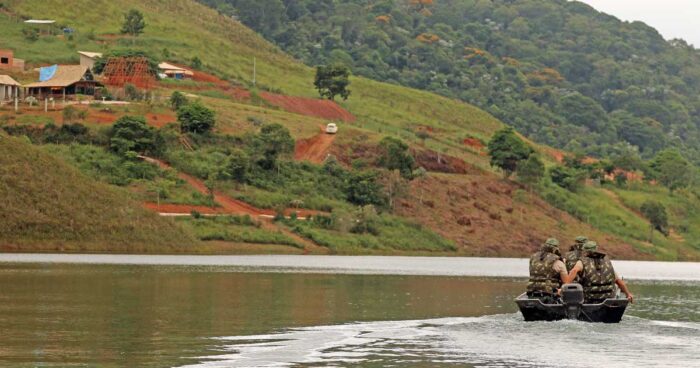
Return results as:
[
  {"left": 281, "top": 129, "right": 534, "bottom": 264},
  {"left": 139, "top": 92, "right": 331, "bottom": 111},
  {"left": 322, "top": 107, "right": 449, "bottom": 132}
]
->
[
  {"left": 0, "top": 133, "right": 197, "bottom": 252},
  {"left": 201, "top": 0, "right": 700, "bottom": 163}
]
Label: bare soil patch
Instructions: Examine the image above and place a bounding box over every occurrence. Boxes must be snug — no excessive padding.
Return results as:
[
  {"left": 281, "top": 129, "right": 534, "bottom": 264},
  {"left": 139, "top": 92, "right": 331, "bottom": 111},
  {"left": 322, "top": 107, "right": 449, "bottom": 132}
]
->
[{"left": 260, "top": 92, "right": 355, "bottom": 122}]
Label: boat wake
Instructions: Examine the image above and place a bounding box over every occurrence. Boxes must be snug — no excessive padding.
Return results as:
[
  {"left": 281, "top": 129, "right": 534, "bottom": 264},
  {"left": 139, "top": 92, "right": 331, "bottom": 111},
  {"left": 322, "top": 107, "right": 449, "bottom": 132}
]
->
[{"left": 178, "top": 314, "right": 700, "bottom": 368}]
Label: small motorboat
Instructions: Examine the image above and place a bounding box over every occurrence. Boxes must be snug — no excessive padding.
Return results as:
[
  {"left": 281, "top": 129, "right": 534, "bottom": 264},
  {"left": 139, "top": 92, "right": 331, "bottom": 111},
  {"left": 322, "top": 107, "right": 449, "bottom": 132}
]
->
[{"left": 515, "top": 283, "right": 628, "bottom": 323}]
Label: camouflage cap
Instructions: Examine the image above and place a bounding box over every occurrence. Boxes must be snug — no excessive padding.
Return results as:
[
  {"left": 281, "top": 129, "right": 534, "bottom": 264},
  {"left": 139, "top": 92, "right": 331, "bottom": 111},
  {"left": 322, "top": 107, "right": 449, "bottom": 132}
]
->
[
  {"left": 575, "top": 236, "right": 588, "bottom": 244},
  {"left": 544, "top": 238, "right": 560, "bottom": 248},
  {"left": 583, "top": 241, "right": 598, "bottom": 252}
]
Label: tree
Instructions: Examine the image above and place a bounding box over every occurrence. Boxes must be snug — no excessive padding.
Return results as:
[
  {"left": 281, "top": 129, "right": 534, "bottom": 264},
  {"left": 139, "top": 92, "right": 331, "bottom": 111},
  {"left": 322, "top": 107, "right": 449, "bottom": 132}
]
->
[
  {"left": 378, "top": 137, "right": 415, "bottom": 179},
  {"left": 650, "top": 149, "right": 692, "bottom": 193},
  {"left": 346, "top": 170, "right": 386, "bottom": 207},
  {"left": 641, "top": 200, "right": 669, "bottom": 242},
  {"left": 549, "top": 166, "right": 586, "bottom": 192},
  {"left": 121, "top": 9, "right": 146, "bottom": 39},
  {"left": 314, "top": 64, "right": 351, "bottom": 101},
  {"left": 250, "top": 123, "right": 295, "bottom": 170},
  {"left": 169, "top": 91, "right": 188, "bottom": 110},
  {"left": 380, "top": 170, "right": 409, "bottom": 211},
  {"left": 516, "top": 154, "right": 545, "bottom": 190},
  {"left": 223, "top": 149, "right": 250, "bottom": 182},
  {"left": 191, "top": 56, "right": 203, "bottom": 70},
  {"left": 487, "top": 127, "right": 533, "bottom": 178},
  {"left": 109, "top": 115, "right": 156, "bottom": 157},
  {"left": 177, "top": 101, "right": 216, "bottom": 134}
]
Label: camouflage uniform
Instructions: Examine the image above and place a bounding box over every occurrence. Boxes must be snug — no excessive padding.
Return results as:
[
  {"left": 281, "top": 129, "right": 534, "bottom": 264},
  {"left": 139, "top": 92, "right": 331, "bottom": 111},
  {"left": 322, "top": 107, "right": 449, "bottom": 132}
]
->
[
  {"left": 579, "top": 242, "right": 616, "bottom": 303},
  {"left": 565, "top": 236, "right": 588, "bottom": 281},
  {"left": 527, "top": 238, "right": 563, "bottom": 297}
]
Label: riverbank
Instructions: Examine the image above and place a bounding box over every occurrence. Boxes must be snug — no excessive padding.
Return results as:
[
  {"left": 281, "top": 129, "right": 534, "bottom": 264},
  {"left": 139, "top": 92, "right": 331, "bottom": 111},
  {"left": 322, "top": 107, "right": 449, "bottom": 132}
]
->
[{"left": 1, "top": 254, "right": 698, "bottom": 281}]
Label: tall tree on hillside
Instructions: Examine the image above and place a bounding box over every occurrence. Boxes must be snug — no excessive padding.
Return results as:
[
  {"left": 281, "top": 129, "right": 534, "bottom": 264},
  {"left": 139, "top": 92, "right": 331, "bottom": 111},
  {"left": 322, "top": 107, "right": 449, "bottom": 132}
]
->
[
  {"left": 650, "top": 149, "right": 692, "bottom": 193},
  {"left": 378, "top": 137, "right": 415, "bottom": 179},
  {"left": 641, "top": 200, "right": 669, "bottom": 242},
  {"left": 121, "top": 9, "right": 146, "bottom": 39},
  {"left": 487, "top": 127, "right": 533, "bottom": 179},
  {"left": 177, "top": 101, "right": 216, "bottom": 134},
  {"left": 109, "top": 115, "right": 157, "bottom": 157},
  {"left": 250, "top": 123, "right": 295, "bottom": 170},
  {"left": 314, "top": 64, "right": 351, "bottom": 101}
]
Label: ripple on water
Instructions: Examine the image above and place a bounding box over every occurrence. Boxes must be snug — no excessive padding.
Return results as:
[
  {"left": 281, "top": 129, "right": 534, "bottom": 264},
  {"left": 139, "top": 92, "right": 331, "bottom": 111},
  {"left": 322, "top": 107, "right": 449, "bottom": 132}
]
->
[{"left": 178, "top": 314, "right": 700, "bottom": 368}]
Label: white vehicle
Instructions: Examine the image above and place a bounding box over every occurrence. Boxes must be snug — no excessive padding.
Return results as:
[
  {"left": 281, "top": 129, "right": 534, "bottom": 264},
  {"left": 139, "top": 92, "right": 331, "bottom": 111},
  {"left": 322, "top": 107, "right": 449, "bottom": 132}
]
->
[{"left": 325, "top": 123, "right": 338, "bottom": 134}]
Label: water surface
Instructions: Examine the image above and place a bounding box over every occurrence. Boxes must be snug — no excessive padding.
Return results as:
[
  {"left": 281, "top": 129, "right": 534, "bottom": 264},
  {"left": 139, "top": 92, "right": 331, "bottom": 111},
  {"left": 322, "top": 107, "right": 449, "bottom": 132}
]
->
[{"left": 0, "top": 257, "right": 697, "bottom": 367}]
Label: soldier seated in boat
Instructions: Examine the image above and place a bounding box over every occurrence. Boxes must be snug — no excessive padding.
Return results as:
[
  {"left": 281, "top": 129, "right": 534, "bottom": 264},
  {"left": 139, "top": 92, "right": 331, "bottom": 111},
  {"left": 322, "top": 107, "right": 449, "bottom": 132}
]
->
[
  {"left": 565, "top": 236, "right": 587, "bottom": 271},
  {"left": 566, "top": 241, "right": 634, "bottom": 304},
  {"left": 527, "top": 238, "right": 568, "bottom": 303}
]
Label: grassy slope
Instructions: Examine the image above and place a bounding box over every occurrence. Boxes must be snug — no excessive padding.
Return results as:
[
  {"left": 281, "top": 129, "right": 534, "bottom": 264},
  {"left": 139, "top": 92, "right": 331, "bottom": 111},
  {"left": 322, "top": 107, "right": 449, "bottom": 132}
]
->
[
  {"left": 0, "top": 133, "right": 198, "bottom": 252},
  {"left": 1, "top": 0, "right": 698, "bottom": 259}
]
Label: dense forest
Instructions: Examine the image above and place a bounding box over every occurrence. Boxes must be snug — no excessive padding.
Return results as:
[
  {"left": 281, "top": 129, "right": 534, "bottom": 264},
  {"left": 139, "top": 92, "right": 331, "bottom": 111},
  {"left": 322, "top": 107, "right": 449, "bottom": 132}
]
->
[{"left": 200, "top": 0, "right": 700, "bottom": 164}]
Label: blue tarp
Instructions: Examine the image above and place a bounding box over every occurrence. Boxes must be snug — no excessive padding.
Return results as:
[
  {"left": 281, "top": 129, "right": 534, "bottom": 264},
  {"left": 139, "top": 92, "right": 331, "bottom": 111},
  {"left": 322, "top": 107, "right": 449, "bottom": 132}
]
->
[{"left": 39, "top": 65, "right": 58, "bottom": 82}]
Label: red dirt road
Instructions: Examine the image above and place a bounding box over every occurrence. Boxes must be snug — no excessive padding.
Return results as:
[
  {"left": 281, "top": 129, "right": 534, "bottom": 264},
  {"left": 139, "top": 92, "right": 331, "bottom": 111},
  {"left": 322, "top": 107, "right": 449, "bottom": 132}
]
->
[
  {"left": 295, "top": 128, "right": 336, "bottom": 164},
  {"left": 260, "top": 92, "right": 355, "bottom": 122}
]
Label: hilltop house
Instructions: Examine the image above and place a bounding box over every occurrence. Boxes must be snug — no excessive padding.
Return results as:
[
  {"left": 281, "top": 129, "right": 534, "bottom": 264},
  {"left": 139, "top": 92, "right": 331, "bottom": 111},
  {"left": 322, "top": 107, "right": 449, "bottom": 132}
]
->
[
  {"left": 78, "top": 51, "right": 103, "bottom": 70},
  {"left": 0, "top": 75, "right": 21, "bottom": 101},
  {"left": 0, "top": 49, "right": 25, "bottom": 70},
  {"left": 158, "top": 62, "right": 193, "bottom": 79},
  {"left": 24, "top": 65, "right": 99, "bottom": 100}
]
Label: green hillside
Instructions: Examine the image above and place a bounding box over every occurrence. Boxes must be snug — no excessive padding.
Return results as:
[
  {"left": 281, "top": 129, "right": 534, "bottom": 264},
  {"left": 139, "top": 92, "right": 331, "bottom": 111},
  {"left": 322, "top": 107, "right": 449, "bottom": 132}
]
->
[
  {"left": 203, "top": 0, "right": 700, "bottom": 164},
  {"left": 0, "top": 133, "right": 198, "bottom": 252},
  {"left": 0, "top": 0, "right": 698, "bottom": 260}
]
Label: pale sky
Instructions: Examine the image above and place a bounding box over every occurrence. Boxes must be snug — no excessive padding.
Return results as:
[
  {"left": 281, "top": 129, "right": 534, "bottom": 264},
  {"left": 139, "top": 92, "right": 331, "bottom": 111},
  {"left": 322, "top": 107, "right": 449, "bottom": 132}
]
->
[{"left": 575, "top": 0, "right": 700, "bottom": 47}]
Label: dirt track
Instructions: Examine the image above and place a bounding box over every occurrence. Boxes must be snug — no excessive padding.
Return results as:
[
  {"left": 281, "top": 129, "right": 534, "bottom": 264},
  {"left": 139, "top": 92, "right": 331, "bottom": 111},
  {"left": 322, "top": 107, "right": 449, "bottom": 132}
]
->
[{"left": 295, "top": 128, "right": 336, "bottom": 164}]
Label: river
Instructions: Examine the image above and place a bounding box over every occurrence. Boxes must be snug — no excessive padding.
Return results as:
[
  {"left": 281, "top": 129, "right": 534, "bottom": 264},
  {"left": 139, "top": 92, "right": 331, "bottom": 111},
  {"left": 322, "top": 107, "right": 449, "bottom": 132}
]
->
[{"left": 0, "top": 255, "right": 698, "bottom": 367}]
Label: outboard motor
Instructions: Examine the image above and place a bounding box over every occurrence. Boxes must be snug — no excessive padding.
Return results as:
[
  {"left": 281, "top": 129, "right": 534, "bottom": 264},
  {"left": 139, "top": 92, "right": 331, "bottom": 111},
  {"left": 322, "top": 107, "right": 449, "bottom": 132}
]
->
[{"left": 561, "top": 283, "right": 584, "bottom": 320}]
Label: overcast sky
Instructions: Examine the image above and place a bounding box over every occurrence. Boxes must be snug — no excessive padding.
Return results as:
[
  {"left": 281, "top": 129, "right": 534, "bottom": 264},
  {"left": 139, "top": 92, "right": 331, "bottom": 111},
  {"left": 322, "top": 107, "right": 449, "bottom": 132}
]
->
[{"left": 575, "top": 0, "right": 700, "bottom": 47}]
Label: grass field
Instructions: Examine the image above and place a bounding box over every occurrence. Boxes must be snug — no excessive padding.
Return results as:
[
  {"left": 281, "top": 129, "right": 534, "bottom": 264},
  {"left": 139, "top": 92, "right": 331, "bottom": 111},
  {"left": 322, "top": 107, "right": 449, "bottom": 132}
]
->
[{"left": 0, "top": 133, "right": 198, "bottom": 252}]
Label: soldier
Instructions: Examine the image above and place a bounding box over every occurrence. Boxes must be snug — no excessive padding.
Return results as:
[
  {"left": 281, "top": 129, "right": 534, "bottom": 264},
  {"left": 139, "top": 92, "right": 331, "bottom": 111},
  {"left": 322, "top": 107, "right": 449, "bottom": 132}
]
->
[
  {"left": 566, "top": 241, "right": 634, "bottom": 304},
  {"left": 527, "top": 238, "right": 568, "bottom": 303},
  {"left": 564, "top": 235, "right": 588, "bottom": 278}
]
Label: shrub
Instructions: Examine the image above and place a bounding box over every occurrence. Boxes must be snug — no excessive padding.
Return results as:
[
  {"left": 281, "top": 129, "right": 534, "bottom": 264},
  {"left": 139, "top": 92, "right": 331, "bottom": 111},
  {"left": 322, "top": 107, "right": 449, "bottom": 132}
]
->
[
  {"left": 346, "top": 170, "right": 387, "bottom": 207},
  {"left": 378, "top": 136, "right": 415, "bottom": 179},
  {"left": 177, "top": 101, "right": 215, "bottom": 134},
  {"left": 108, "top": 115, "right": 158, "bottom": 156},
  {"left": 350, "top": 205, "right": 381, "bottom": 235},
  {"left": 191, "top": 56, "right": 203, "bottom": 70},
  {"left": 641, "top": 200, "right": 669, "bottom": 240},
  {"left": 549, "top": 165, "right": 586, "bottom": 192},
  {"left": 169, "top": 91, "right": 188, "bottom": 110},
  {"left": 248, "top": 123, "right": 294, "bottom": 170},
  {"left": 62, "top": 106, "right": 78, "bottom": 123},
  {"left": 124, "top": 83, "right": 145, "bottom": 101},
  {"left": 22, "top": 28, "right": 39, "bottom": 42}
]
